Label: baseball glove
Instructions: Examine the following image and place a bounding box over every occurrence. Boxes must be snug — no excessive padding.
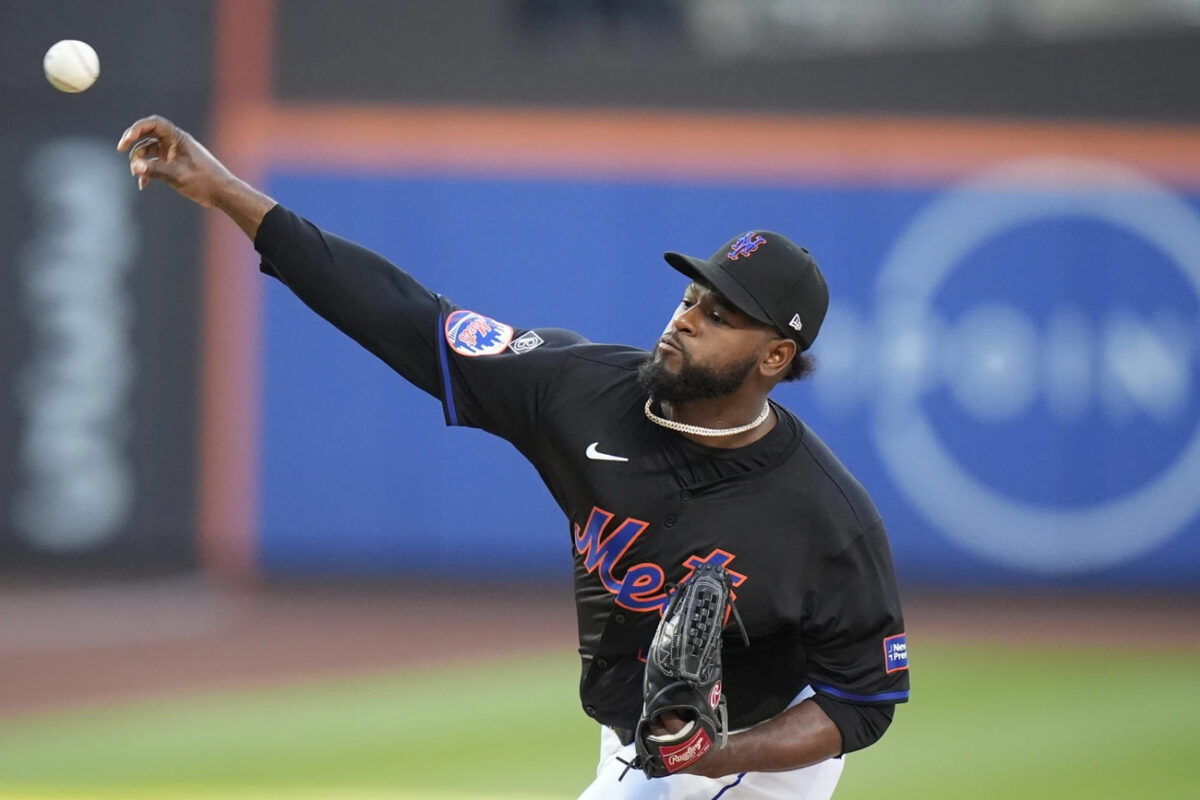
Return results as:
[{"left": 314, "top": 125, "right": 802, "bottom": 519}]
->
[{"left": 620, "top": 562, "right": 749, "bottom": 780}]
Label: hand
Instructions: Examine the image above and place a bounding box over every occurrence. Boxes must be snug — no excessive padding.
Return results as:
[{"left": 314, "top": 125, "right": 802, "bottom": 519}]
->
[
  {"left": 117, "top": 114, "right": 277, "bottom": 239},
  {"left": 649, "top": 711, "right": 689, "bottom": 737},
  {"left": 117, "top": 115, "right": 235, "bottom": 206}
]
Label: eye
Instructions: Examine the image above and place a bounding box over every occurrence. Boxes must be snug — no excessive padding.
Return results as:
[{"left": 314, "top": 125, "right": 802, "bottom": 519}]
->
[{"left": 708, "top": 311, "right": 724, "bottom": 324}]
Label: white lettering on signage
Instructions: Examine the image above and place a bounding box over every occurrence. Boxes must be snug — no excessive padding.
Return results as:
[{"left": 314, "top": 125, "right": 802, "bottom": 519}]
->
[
  {"left": 809, "top": 157, "right": 1200, "bottom": 573},
  {"left": 817, "top": 306, "right": 1192, "bottom": 426},
  {"left": 13, "top": 139, "right": 137, "bottom": 552}
]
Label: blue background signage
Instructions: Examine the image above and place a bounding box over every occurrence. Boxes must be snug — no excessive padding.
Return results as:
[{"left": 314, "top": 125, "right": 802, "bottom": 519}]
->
[{"left": 259, "top": 165, "right": 1200, "bottom": 588}]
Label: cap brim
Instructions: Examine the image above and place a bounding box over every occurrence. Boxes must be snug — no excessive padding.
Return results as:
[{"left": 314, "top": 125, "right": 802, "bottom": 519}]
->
[{"left": 663, "top": 252, "right": 777, "bottom": 329}]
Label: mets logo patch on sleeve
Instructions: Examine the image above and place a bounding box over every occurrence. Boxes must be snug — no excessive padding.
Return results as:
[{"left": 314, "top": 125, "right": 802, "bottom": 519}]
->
[
  {"left": 883, "top": 633, "right": 908, "bottom": 673},
  {"left": 444, "top": 310, "right": 514, "bottom": 357}
]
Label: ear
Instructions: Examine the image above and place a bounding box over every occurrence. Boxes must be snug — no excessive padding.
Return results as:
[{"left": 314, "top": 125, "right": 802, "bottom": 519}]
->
[{"left": 760, "top": 337, "right": 797, "bottom": 380}]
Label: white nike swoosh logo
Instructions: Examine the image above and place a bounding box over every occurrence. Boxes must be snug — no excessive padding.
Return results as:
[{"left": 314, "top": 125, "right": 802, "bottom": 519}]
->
[{"left": 586, "top": 442, "right": 629, "bottom": 462}]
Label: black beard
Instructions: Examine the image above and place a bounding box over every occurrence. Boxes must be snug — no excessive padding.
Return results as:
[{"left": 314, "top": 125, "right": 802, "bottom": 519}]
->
[{"left": 637, "top": 347, "right": 758, "bottom": 404}]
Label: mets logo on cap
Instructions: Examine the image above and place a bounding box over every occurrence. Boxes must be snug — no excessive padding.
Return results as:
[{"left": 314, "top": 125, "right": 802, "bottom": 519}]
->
[
  {"left": 727, "top": 232, "right": 767, "bottom": 261},
  {"left": 444, "top": 309, "right": 514, "bottom": 357}
]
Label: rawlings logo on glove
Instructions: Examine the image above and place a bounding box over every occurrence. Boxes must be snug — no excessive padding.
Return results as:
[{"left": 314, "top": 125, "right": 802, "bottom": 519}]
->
[
  {"left": 660, "top": 727, "right": 713, "bottom": 771},
  {"left": 618, "top": 562, "right": 748, "bottom": 780}
]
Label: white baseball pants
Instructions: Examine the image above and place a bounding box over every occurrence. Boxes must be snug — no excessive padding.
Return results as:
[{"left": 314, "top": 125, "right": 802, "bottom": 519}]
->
[{"left": 577, "top": 687, "right": 844, "bottom": 800}]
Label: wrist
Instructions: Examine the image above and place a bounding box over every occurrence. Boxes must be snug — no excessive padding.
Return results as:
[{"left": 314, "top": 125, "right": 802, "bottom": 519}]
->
[
  {"left": 691, "top": 733, "right": 741, "bottom": 779},
  {"left": 212, "top": 176, "right": 276, "bottom": 240},
  {"left": 210, "top": 174, "right": 250, "bottom": 210}
]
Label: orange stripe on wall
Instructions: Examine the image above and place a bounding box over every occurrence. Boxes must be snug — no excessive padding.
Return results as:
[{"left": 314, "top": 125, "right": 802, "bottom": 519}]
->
[
  {"left": 200, "top": 0, "right": 275, "bottom": 580},
  {"left": 229, "top": 105, "right": 1200, "bottom": 185}
]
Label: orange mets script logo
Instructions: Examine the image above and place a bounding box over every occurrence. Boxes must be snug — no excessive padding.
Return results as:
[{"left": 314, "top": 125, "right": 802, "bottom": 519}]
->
[{"left": 572, "top": 506, "right": 747, "bottom": 614}]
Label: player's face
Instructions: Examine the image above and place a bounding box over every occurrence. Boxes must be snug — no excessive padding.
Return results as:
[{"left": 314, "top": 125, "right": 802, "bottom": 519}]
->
[{"left": 637, "top": 282, "right": 776, "bottom": 402}]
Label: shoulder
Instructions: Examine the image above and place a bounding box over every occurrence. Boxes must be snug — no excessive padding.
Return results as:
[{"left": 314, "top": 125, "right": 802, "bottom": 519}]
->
[
  {"left": 502, "top": 330, "right": 647, "bottom": 374},
  {"left": 560, "top": 340, "right": 650, "bottom": 372},
  {"left": 550, "top": 342, "right": 650, "bottom": 406},
  {"left": 498, "top": 332, "right": 647, "bottom": 403},
  {"left": 781, "top": 411, "right": 882, "bottom": 533}
]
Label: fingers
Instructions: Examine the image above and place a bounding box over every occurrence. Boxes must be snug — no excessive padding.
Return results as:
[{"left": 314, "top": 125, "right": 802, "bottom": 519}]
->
[
  {"left": 123, "top": 121, "right": 185, "bottom": 191},
  {"left": 649, "top": 710, "right": 690, "bottom": 737},
  {"left": 129, "top": 138, "right": 163, "bottom": 191},
  {"left": 131, "top": 155, "right": 183, "bottom": 190},
  {"left": 129, "top": 137, "right": 161, "bottom": 161},
  {"left": 117, "top": 115, "right": 178, "bottom": 152}
]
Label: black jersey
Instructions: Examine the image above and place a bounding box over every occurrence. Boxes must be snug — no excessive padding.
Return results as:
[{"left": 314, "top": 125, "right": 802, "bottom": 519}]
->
[{"left": 255, "top": 205, "right": 909, "bottom": 734}]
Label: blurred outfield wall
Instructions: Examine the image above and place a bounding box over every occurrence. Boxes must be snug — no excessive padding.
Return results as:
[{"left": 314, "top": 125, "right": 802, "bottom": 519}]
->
[
  {"left": 254, "top": 116, "right": 1200, "bottom": 590},
  {"left": 248, "top": 2, "right": 1200, "bottom": 589},
  {"left": 4, "top": 1, "right": 1200, "bottom": 590}
]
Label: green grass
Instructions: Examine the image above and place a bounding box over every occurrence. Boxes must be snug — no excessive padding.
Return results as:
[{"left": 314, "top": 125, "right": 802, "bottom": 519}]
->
[
  {"left": 0, "top": 642, "right": 1197, "bottom": 799},
  {"left": 0, "top": 654, "right": 595, "bottom": 798},
  {"left": 840, "top": 642, "right": 1200, "bottom": 799}
]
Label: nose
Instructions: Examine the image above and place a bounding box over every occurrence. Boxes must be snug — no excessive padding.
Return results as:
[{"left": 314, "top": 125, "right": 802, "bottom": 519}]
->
[{"left": 672, "top": 304, "right": 700, "bottom": 335}]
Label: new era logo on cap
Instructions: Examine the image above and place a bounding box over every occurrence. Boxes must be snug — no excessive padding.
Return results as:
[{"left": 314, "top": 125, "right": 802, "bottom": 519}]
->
[{"left": 788, "top": 314, "right": 803, "bottom": 332}]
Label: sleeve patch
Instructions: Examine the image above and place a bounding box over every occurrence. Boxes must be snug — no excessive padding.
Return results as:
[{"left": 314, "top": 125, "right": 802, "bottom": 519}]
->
[
  {"left": 444, "top": 310, "right": 514, "bottom": 357},
  {"left": 509, "top": 330, "right": 545, "bottom": 354},
  {"left": 884, "top": 633, "right": 908, "bottom": 673}
]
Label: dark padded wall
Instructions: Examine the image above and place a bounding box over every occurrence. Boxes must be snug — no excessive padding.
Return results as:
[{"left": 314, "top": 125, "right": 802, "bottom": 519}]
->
[
  {"left": 0, "top": 1, "right": 212, "bottom": 575},
  {"left": 275, "top": 0, "right": 1199, "bottom": 121}
]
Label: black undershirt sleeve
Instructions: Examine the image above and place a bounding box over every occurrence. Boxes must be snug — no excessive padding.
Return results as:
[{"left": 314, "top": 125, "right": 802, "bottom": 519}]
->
[{"left": 811, "top": 694, "right": 895, "bottom": 754}]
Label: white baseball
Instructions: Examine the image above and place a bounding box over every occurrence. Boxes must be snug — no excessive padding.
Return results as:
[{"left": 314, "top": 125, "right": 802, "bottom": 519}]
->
[{"left": 44, "top": 40, "right": 100, "bottom": 93}]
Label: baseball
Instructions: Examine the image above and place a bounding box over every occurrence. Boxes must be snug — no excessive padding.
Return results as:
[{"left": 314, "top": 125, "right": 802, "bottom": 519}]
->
[{"left": 43, "top": 40, "right": 100, "bottom": 93}]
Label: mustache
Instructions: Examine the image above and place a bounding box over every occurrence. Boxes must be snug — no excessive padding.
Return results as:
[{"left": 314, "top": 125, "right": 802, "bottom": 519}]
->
[{"left": 658, "top": 332, "right": 685, "bottom": 355}]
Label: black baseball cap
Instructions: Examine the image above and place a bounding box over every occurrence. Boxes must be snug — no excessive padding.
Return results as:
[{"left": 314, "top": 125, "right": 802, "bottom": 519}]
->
[{"left": 663, "top": 231, "right": 829, "bottom": 351}]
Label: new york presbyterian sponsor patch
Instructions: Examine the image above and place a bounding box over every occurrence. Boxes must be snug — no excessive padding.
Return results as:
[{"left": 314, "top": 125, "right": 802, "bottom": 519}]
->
[
  {"left": 444, "top": 310, "right": 514, "bottom": 357},
  {"left": 508, "top": 330, "right": 545, "bottom": 354},
  {"left": 883, "top": 633, "right": 908, "bottom": 673}
]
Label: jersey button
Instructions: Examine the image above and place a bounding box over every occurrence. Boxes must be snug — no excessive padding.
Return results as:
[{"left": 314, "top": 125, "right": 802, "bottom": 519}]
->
[
  {"left": 664, "top": 514, "right": 676, "bottom": 527},
  {"left": 680, "top": 490, "right": 692, "bottom": 501},
  {"left": 597, "top": 658, "right": 609, "bottom": 669},
  {"left": 585, "top": 705, "right": 597, "bottom": 716},
  {"left": 613, "top": 613, "right": 626, "bottom": 624}
]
